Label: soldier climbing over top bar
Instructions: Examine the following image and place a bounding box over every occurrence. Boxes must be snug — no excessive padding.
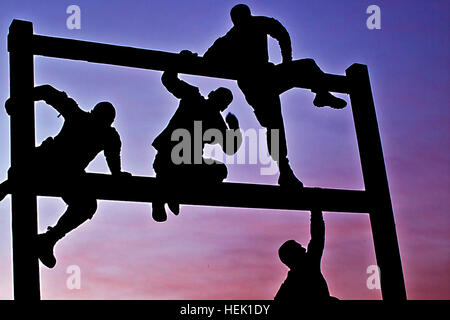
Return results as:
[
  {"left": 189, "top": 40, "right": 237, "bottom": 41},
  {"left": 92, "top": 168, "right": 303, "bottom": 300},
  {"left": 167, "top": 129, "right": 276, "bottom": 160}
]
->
[
  {"left": 0, "top": 84, "right": 131, "bottom": 268},
  {"left": 201, "top": 4, "right": 348, "bottom": 189}
]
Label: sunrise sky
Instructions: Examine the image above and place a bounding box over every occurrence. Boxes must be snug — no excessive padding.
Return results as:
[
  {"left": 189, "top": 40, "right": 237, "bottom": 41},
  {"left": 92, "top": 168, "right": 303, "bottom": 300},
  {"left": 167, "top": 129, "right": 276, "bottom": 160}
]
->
[{"left": 0, "top": 0, "right": 448, "bottom": 299}]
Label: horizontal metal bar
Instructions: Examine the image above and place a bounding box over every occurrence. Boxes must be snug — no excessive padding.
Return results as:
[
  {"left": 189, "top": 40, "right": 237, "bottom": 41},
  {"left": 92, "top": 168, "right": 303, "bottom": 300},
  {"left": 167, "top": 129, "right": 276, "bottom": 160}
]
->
[
  {"left": 25, "top": 33, "right": 349, "bottom": 93},
  {"left": 6, "top": 173, "right": 370, "bottom": 213}
]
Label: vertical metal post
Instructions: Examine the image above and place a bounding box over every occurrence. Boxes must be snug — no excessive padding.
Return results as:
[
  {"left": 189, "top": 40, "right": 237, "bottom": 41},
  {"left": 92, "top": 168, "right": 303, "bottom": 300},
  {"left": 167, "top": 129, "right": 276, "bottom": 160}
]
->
[
  {"left": 8, "top": 19, "right": 40, "bottom": 300},
  {"left": 346, "top": 63, "right": 406, "bottom": 300}
]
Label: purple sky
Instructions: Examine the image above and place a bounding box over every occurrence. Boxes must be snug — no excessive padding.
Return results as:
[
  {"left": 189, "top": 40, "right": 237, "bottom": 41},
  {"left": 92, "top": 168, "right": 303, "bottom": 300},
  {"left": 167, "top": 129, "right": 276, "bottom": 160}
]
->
[{"left": 0, "top": 0, "right": 448, "bottom": 299}]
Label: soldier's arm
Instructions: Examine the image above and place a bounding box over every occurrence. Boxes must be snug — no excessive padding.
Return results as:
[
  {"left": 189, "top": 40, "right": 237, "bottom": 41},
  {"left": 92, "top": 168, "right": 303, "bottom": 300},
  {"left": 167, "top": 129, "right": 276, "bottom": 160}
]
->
[
  {"left": 33, "top": 85, "right": 80, "bottom": 118},
  {"left": 206, "top": 113, "right": 242, "bottom": 155},
  {"left": 5, "top": 85, "right": 79, "bottom": 117},
  {"left": 223, "top": 112, "right": 242, "bottom": 155},
  {"left": 104, "top": 129, "right": 130, "bottom": 176},
  {"left": 263, "top": 17, "right": 292, "bottom": 63},
  {"left": 203, "top": 34, "right": 230, "bottom": 61},
  {"left": 307, "top": 209, "right": 325, "bottom": 265},
  {"left": 161, "top": 70, "right": 199, "bottom": 100}
]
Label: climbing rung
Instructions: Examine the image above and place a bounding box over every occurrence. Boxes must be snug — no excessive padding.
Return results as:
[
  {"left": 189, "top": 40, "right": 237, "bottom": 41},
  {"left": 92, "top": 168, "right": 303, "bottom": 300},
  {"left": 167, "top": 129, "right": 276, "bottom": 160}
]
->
[
  {"left": 10, "top": 33, "right": 348, "bottom": 94},
  {"left": 6, "top": 173, "right": 371, "bottom": 213}
]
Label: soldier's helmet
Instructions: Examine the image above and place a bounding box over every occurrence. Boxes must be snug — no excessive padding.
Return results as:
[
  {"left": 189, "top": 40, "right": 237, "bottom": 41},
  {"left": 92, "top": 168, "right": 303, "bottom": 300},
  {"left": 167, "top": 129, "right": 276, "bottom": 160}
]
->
[
  {"left": 278, "top": 240, "right": 306, "bottom": 269},
  {"left": 208, "top": 87, "right": 233, "bottom": 112},
  {"left": 230, "top": 4, "right": 252, "bottom": 26},
  {"left": 92, "top": 102, "right": 116, "bottom": 126}
]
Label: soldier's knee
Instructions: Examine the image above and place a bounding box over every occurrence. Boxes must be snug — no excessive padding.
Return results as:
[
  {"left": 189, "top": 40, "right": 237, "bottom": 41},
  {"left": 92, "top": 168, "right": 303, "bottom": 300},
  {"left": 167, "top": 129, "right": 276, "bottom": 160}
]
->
[
  {"left": 79, "top": 199, "right": 98, "bottom": 220},
  {"left": 211, "top": 162, "right": 228, "bottom": 182},
  {"left": 292, "top": 58, "right": 318, "bottom": 72},
  {"left": 298, "top": 58, "right": 315, "bottom": 66},
  {"left": 254, "top": 106, "right": 282, "bottom": 129},
  {"left": 304, "top": 58, "right": 321, "bottom": 73},
  {"left": 218, "top": 163, "right": 228, "bottom": 181}
]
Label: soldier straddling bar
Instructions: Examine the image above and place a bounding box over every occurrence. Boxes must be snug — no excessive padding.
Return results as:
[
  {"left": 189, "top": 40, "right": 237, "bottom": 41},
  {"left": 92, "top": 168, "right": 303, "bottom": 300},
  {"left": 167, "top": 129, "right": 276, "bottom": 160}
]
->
[{"left": 202, "top": 4, "right": 347, "bottom": 189}]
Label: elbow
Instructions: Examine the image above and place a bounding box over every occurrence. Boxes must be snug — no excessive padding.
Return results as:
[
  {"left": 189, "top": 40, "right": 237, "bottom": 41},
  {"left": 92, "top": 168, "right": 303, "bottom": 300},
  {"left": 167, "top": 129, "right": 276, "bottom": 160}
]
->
[
  {"left": 161, "top": 70, "right": 177, "bottom": 86},
  {"left": 161, "top": 71, "right": 170, "bottom": 87}
]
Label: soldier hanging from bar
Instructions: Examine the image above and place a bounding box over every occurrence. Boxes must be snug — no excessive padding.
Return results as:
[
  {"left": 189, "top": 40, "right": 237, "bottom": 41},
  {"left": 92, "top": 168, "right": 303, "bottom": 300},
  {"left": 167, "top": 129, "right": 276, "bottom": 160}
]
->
[
  {"left": 151, "top": 54, "right": 242, "bottom": 222},
  {"left": 0, "top": 84, "right": 131, "bottom": 268}
]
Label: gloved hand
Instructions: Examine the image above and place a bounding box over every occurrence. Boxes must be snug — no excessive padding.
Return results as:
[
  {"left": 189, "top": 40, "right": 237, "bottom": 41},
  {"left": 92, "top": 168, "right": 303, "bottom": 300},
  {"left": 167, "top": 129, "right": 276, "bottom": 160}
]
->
[
  {"left": 33, "top": 85, "right": 54, "bottom": 101},
  {"left": 225, "top": 112, "right": 239, "bottom": 129},
  {"left": 180, "top": 50, "right": 198, "bottom": 58},
  {"left": 4, "top": 98, "right": 14, "bottom": 116}
]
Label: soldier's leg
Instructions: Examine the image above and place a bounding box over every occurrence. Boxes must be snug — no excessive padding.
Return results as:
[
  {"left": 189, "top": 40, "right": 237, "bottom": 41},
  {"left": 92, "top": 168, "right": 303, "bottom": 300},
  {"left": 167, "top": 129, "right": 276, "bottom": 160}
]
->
[
  {"left": 0, "top": 179, "right": 10, "bottom": 202},
  {"left": 151, "top": 152, "right": 170, "bottom": 222},
  {"left": 37, "top": 195, "right": 98, "bottom": 268},
  {"left": 253, "top": 96, "right": 303, "bottom": 189},
  {"left": 0, "top": 165, "right": 27, "bottom": 202},
  {"left": 274, "top": 59, "right": 346, "bottom": 109},
  {"left": 162, "top": 161, "right": 227, "bottom": 217},
  {"left": 51, "top": 196, "right": 98, "bottom": 237},
  {"left": 237, "top": 81, "right": 289, "bottom": 165},
  {"left": 237, "top": 80, "right": 303, "bottom": 188},
  {"left": 255, "top": 97, "right": 288, "bottom": 163},
  {"left": 197, "top": 159, "right": 228, "bottom": 183}
]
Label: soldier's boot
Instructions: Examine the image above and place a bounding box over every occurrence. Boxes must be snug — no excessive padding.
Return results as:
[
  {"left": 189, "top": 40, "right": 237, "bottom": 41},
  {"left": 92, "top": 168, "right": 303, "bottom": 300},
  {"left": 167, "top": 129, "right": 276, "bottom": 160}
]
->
[{"left": 152, "top": 201, "right": 167, "bottom": 222}]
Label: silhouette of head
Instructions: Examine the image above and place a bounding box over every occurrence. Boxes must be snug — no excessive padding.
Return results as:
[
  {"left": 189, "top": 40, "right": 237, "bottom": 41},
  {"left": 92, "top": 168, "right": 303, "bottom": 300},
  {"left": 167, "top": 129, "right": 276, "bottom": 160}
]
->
[
  {"left": 230, "top": 4, "right": 252, "bottom": 27},
  {"left": 208, "top": 87, "right": 233, "bottom": 112},
  {"left": 91, "top": 102, "right": 116, "bottom": 126},
  {"left": 279, "top": 240, "right": 306, "bottom": 269}
]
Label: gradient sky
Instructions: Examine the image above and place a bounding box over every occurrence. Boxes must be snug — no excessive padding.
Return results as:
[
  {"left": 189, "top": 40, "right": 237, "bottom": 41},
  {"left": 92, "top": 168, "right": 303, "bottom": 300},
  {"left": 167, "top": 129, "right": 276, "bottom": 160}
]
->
[{"left": 0, "top": 0, "right": 448, "bottom": 300}]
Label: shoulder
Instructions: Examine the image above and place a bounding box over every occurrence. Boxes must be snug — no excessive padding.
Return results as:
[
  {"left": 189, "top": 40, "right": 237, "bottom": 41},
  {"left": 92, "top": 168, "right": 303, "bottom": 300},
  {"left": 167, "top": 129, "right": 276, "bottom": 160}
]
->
[
  {"left": 274, "top": 271, "right": 297, "bottom": 300},
  {"left": 68, "top": 107, "right": 87, "bottom": 120},
  {"left": 184, "top": 86, "right": 202, "bottom": 101},
  {"left": 109, "top": 126, "right": 120, "bottom": 138},
  {"left": 224, "top": 26, "right": 238, "bottom": 37},
  {"left": 182, "top": 82, "right": 201, "bottom": 99},
  {"left": 102, "top": 127, "right": 121, "bottom": 149},
  {"left": 281, "top": 270, "right": 299, "bottom": 286},
  {"left": 102, "top": 126, "right": 120, "bottom": 141},
  {"left": 254, "top": 15, "right": 279, "bottom": 25}
]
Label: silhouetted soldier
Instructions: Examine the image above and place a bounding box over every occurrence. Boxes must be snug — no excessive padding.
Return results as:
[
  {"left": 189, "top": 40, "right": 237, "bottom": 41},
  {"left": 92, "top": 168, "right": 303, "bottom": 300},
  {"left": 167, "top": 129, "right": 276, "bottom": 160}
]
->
[
  {"left": 272, "top": 209, "right": 336, "bottom": 313},
  {"left": 0, "top": 84, "right": 130, "bottom": 268},
  {"left": 152, "top": 66, "right": 242, "bottom": 222},
  {"left": 203, "top": 4, "right": 347, "bottom": 189}
]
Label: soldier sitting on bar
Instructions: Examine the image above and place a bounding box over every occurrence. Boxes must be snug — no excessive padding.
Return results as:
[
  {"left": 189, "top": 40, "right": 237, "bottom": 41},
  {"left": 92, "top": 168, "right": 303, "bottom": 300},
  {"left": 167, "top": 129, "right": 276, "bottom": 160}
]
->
[
  {"left": 151, "top": 63, "right": 242, "bottom": 222},
  {"left": 202, "top": 4, "right": 347, "bottom": 189},
  {"left": 271, "top": 209, "right": 337, "bottom": 315},
  {"left": 0, "top": 84, "right": 131, "bottom": 268}
]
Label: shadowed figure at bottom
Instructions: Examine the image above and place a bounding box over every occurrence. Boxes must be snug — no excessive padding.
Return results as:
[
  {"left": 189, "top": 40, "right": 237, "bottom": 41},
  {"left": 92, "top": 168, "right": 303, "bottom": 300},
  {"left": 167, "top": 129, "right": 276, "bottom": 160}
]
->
[{"left": 271, "top": 209, "right": 338, "bottom": 316}]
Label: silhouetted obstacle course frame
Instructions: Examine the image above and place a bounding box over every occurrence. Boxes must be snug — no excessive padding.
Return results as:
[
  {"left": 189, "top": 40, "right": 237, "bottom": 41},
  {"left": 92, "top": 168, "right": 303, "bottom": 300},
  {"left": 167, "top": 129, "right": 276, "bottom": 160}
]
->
[{"left": 7, "top": 19, "right": 406, "bottom": 300}]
